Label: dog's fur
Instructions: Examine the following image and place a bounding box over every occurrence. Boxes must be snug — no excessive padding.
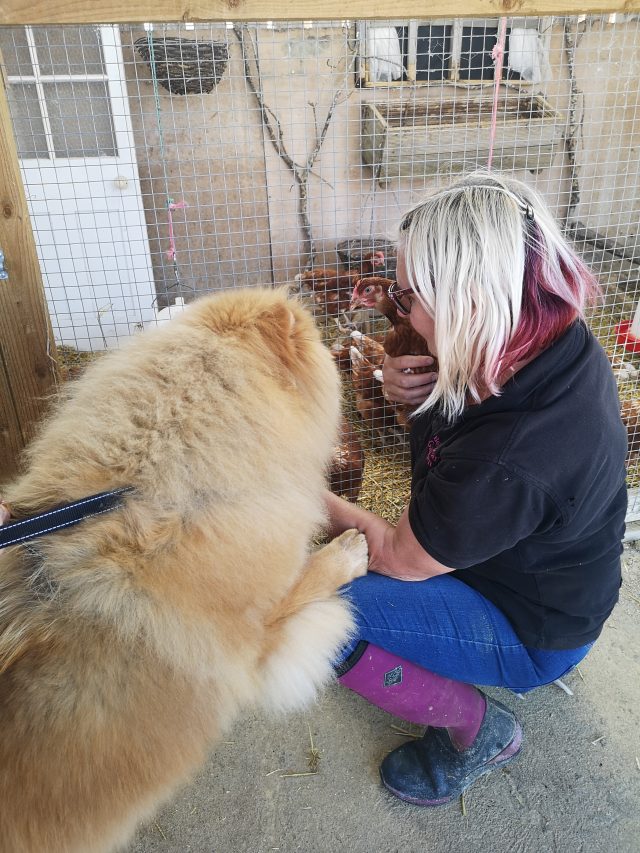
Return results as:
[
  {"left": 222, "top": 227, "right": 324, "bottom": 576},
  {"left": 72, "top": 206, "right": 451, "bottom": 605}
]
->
[{"left": 0, "top": 288, "right": 367, "bottom": 853}]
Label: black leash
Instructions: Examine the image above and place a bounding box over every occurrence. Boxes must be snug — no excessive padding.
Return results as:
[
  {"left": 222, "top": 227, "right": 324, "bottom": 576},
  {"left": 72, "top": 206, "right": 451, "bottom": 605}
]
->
[{"left": 0, "top": 487, "right": 134, "bottom": 550}]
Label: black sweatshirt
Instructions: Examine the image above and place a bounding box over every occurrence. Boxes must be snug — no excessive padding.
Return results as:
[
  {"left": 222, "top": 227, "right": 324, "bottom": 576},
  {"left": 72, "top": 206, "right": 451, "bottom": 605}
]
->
[{"left": 408, "top": 321, "right": 627, "bottom": 650}]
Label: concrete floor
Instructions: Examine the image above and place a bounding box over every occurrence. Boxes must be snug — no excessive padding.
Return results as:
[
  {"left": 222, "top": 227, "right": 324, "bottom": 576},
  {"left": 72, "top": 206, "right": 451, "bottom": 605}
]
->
[{"left": 130, "top": 548, "right": 640, "bottom": 853}]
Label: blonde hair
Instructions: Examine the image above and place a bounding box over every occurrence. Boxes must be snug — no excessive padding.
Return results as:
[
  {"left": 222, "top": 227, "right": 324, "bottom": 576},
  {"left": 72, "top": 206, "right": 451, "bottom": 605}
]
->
[{"left": 398, "top": 171, "right": 598, "bottom": 421}]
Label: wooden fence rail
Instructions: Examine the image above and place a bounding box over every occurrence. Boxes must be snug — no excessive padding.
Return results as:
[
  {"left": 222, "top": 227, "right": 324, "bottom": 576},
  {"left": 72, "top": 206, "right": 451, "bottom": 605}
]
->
[{"left": 2, "top": 0, "right": 640, "bottom": 26}]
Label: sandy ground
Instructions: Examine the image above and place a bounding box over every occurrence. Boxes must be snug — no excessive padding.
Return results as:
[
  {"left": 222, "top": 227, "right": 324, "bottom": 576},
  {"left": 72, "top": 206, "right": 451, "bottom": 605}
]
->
[{"left": 130, "top": 547, "right": 640, "bottom": 853}]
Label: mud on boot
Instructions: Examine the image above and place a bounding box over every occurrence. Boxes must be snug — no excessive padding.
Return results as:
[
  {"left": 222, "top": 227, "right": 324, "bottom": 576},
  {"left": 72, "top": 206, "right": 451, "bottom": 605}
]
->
[{"left": 379, "top": 694, "right": 523, "bottom": 806}]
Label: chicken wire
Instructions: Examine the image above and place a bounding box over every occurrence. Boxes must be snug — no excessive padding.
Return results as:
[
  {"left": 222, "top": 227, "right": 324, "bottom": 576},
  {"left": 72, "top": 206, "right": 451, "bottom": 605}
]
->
[{"left": 1, "top": 15, "right": 639, "bottom": 532}]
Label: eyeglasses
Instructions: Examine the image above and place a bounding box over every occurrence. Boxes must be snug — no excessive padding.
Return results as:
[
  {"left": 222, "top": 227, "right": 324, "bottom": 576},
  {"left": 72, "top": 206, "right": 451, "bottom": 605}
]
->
[{"left": 388, "top": 281, "right": 415, "bottom": 316}]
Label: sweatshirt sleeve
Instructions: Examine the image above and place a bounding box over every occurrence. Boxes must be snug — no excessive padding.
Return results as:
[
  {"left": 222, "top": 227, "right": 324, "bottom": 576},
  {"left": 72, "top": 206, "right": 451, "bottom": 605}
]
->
[{"left": 408, "top": 456, "right": 560, "bottom": 569}]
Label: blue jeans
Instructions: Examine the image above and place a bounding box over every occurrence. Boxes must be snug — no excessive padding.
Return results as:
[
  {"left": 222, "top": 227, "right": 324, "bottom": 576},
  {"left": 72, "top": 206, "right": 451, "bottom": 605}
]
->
[{"left": 338, "top": 573, "right": 593, "bottom": 693}]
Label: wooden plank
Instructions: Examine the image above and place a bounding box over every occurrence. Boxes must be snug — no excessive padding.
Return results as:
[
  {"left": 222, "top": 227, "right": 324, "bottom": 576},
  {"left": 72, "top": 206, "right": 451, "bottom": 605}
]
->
[
  {"left": 360, "top": 104, "right": 386, "bottom": 172},
  {"left": 0, "top": 344, "right": 24, "bottom": 484},
  {"left": 0, "top": 66, "right": 58, "bottom": 485},
  {"left": 363, "top": 93, "right": 563, "bottom": 180},
  {"left": 2, "top": 0, "right": 640, "bottom": 26}
]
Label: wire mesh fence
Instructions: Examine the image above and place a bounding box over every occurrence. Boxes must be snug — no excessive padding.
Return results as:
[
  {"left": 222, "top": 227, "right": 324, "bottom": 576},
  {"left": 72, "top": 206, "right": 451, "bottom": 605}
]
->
[{"left": 1, "top": 15, "right": 639, "bottom": 528}]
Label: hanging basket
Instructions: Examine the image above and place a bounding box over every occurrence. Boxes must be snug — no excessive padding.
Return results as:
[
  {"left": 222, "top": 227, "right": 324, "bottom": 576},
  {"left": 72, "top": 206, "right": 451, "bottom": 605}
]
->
[{"left": 135, "top": 37, "right": 229, "bottom": 95}]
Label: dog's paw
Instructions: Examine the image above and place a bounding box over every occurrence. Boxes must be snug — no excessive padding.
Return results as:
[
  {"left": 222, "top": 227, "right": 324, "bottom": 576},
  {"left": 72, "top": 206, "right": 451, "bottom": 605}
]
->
[{"left": 331, "top": 528, "right": 369, "bottom": 584}]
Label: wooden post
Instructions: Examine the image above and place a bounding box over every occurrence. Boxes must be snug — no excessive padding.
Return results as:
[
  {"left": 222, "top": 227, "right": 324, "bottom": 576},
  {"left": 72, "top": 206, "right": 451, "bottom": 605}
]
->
[
  {"left": 2, "top": 0, "right": 640, "bottom": 25},
  {"left": 0, "top": 66, "right": 58, "bottom": 485}
]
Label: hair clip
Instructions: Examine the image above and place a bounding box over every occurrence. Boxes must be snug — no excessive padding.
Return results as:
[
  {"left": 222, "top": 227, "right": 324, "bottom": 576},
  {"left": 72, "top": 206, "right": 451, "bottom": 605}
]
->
[{"left": 524, "top": 204, "right": 535, "bottom": 222}]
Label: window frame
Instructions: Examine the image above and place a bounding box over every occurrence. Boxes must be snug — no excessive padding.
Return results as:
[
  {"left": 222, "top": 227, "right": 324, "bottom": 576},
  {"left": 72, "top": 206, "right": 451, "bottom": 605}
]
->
[
  {"left": 1, "top": 25, "right": 117, "bottom": 161},
  {"left": 357, "top": 18, "right": 552, "bottom": 88}
]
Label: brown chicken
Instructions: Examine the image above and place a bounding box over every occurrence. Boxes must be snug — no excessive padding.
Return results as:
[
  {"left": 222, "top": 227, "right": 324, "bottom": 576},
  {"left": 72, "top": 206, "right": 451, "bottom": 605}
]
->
[
  {"left": 348, "top": 250, "right": 387, "bottom": 276},
  {"left": 349, "top": 345, "right": 404, "bottom": 443},
  {"left": 349, "top": 328, "right": 386, "bottom": 363},
  {"left": 621, "top": 398, "right": 640, "bottom": 458},
  {"left": 350, "top": 277, "right": 436, "bottom": 429},
  {"left": 329, "top": 418, "right": 365, "bottom": 502},
  {"left": 295, "top": 252, "right": 386, "bottom": 317},
  {"left": 330, "top": 321, "right": 386, "bottom": 374},
  {"left": 329, "top": 336, "right": 353, "bottom": 374}
]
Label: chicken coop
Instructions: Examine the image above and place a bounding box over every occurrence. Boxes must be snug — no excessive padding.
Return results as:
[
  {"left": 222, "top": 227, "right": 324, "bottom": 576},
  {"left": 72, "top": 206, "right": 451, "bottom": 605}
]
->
[{"left": 1, "top": 1, "right": 640, "bottom": 537}]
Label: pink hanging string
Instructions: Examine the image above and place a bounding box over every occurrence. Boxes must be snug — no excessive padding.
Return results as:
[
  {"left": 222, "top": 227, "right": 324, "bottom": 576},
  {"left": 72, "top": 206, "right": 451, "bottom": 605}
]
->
[
  {"left": 487, "top": 18, "right": 509, "bottom": 171},
  {"left": 166, "top": 200, "right": 188, "bottom": 261}
]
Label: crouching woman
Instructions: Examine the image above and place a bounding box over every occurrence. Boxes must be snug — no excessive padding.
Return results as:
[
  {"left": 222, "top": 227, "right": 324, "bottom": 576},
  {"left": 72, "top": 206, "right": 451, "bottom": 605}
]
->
[{"left": 325, "top": 171, "right": 627, "bottom": 806}]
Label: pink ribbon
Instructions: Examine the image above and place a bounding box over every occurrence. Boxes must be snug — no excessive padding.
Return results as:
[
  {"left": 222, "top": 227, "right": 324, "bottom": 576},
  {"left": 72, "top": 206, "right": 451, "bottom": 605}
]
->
[
  {"left": 166, "top": 200, "right": 187, "bottom": 262},
  {"left": 487, "top": 18, "right": 508, "bottom": 172}
]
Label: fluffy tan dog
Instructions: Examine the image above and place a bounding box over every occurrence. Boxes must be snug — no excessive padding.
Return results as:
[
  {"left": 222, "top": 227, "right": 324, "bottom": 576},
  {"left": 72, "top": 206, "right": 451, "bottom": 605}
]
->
[{"left": 0, "top": 287, "right": 367, "bottom": 853}]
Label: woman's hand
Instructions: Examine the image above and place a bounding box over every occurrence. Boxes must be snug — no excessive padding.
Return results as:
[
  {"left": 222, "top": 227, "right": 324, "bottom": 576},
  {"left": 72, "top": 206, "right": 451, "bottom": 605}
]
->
[
  {"left": 324, "top": 494, "right": 453, "bottom": 581},
  {"left": 356, "top": 511, "right": 395, "bottom": 575},
  {"left": 359, "top": 509, "right": 454, "bottom": 580},
  {"left": 324, "top": 491, "right": 394, "bottom": 573},
  {"left": 324, "top": 490, "right": 369, "bottom": 539},
  {"left": 382, "top": 354, "right": 437, "bottom": 406}
]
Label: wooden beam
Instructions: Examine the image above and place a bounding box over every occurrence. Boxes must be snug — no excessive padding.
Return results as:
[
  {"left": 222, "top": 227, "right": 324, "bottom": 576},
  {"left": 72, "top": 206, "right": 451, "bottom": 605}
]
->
[
  {"left": 0, "top": 346, "right": 24, "bottom": 483},
  {"left": 0, "top": 66, "right": 58, "bottom": 485},
  {"left": 1, "top": 0, "right": 640, "bottom": 25}
]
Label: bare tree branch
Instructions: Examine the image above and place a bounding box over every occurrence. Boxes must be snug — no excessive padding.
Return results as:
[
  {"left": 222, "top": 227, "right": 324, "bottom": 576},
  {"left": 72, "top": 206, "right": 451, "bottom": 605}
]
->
[
  {"left": 562, "top": 19, "right": 584, "bottom": 226},
  {"left": 233, "top": 23, "right": 355, "bottom": 267}
]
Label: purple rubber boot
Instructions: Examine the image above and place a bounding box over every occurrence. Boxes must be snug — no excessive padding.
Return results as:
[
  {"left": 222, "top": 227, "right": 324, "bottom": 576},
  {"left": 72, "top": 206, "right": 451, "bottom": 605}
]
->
[{"left": 337, "top": 642, "right": 523, "bottom": 805}]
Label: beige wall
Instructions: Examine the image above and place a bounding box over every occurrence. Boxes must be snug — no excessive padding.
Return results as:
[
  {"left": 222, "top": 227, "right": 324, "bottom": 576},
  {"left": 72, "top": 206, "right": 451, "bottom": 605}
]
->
[
  {"left": 570, "top": 22, "right": 640, "bottom": 237},
  {"left": 123, "top": 25, "right": 274, "bottom": 304},
  {"left": 123, "top": 19, "right": 639, "bottom": 300}
]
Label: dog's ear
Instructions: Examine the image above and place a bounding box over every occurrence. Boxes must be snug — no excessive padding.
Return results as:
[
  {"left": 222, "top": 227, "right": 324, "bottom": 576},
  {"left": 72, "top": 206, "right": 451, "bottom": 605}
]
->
[
  {"left": 186, "top": 288, "right": 296, "bottom": 337},
  {"left": 255, "top": 302, "right": 299, "bottom": 371}
]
